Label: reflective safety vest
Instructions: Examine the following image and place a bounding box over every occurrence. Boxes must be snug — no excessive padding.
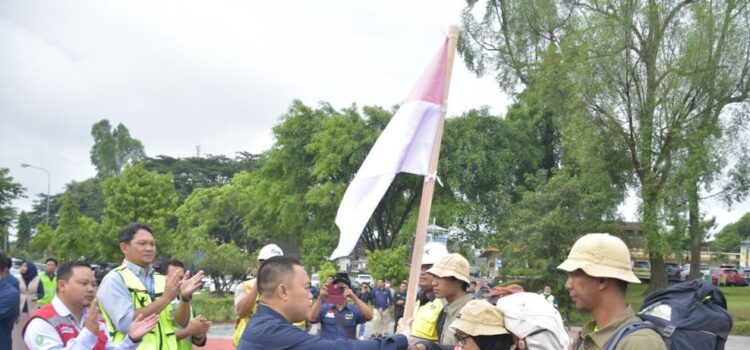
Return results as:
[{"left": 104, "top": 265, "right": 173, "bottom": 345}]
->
[
  {"left": 23, "top": 303, "right": 108, "bottom": 350},
  {"left": 233, "top": 279, "right": 306, "bottom": 345},
  {"left": 541, "top": 293, "right": 558, "bottom": 308},
  {"left": 100, "top": 266, "right": 177, "bottom": 350},
  {"left": 411, "top": 298, "right": 444, "bottom": 341},
  {"left": 177, "top": 302, "right": 194, "bottom": 350},
  {"left": 38, "top": 274, "right": 57, "bottom": 305}
]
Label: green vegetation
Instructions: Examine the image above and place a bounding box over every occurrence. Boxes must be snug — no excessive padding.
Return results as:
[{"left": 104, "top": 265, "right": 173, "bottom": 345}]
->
[{"left": 191, "top": 293, "right": 235, "bottom": 323}]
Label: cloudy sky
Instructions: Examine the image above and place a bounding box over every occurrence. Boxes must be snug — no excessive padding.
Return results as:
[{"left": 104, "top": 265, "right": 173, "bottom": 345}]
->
[{"left": 1, "top": 0, "right": 747, "bottom": 235}]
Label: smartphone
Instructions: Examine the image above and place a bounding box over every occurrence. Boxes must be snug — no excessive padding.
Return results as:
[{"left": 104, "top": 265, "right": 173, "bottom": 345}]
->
[{"left": 326, "top": 283, "right": 346, "bottom": 305}]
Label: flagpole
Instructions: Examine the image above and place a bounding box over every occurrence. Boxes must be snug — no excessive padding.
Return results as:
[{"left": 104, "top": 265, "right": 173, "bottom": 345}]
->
[{"left": 403, "top": 25, "right": 459, "bottom": 321}]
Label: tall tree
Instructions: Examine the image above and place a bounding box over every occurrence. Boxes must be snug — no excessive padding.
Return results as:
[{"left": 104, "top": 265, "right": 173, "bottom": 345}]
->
[
  {"left": 0, "top": 167, "right": 25, "bottom": 249},
  {"left": 90, "top": 119, "right": 146, "bottom": 177},
  {"left": 100, "top": 164, "right": 178, "bottom": 260},
  {"left": 460, "top": 0, "right": 750, "bottom": 289},
  {"left": 246, "top": 101, "right": 424, "bottom": 264},
  {"left": 15, "top": 211, "right": 32, "bottom": 252},
  {"left": 142, "top": 153, "right": 259, "bottom": 203}
]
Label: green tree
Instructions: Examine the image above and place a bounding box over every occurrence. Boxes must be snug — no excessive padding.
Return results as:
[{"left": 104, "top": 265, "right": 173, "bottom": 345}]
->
[
  {"left": 100, "top": 164, "right": 178, "bottom": 260},
  {"left": 365, "top": 246, "right": 410, "bottom": 284},
  {"left": 715, "top": 213, "right": 750, "bottom": 251},
  {"left": 15, "top": 211, "right": 32, "bottom": 251},
  {"left": 0, "top": 168, "right": 25, "bottom": 247},
  {"left": 246, "top": 101, "right": 424, "bottom": 265},
  {"left": 29, "top": 224, "right": 55, "bottom": 257},
  {"left": 142, "top": 153, "right": 259, "bottom": 203},
  {"left": 52, "top": 193, "right": 99, "bottom": 260},
  {"left": 91, "top": 119, "right": 146, "bottom": 177},
  {"left": 460, "top": 0, "right": 750, "bottom": 289}
]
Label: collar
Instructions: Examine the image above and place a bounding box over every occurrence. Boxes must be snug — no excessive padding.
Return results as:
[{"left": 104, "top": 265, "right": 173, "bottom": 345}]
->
[
  {"left": 51, "top": 296, "right": 88, "bottom": 328},
  {"left": 581, "top": 305, "right": 638, "bottom": 348},
  {"left": 123, "top": 259, "right": 154, "bottom": 278},
  {"left": 444, "top": 293, "right": 473, "bottom": 315}
]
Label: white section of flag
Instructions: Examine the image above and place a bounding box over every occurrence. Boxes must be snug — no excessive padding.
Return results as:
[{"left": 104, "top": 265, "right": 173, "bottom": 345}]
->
[{"left": 330, "top": 100, "right": 442, "bottom": 260}]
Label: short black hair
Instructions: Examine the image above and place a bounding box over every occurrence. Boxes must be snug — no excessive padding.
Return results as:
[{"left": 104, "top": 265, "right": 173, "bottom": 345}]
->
[
  {"left": 58, "top": 261, "right": 92, "bottom": 281},
  {"left": 0, "top": 250, "right": 8, "bottom": 272},
  {"left": 257, "top": 256, "right": 302, "bottom": 298},
  {"left": 46, "top": 258, "right": 58, "bottom": 265},
  {"left": 120, "top": 223, "right": 154, "bottom": 244},
  {"left": 166, "top": 259, "right": 185, "bottom": 269}
]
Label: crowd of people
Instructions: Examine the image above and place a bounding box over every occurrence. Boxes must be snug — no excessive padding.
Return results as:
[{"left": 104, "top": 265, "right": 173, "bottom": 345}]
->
[{"left": 0, "top": 222, "right": 667, "bottom": 350}]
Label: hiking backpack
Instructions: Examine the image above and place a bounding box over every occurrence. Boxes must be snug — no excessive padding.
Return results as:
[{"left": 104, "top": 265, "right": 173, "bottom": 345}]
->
[
  {"left": 603, "top": 279, "right": 733, "bottom": 350},
  {"left": 496, "top": 292, "right": 571, "bottom": 350}
]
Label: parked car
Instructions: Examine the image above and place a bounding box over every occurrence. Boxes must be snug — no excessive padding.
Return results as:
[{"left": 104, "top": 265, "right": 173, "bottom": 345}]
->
[
  {"left": 710, "top": 268, "right": 744, "bottom": 286},
  {"left": 664, "top": 262, "right": 682, "bottom": 282},
  {"left": 741, "top": 269, "right": 750, "bottom": 286},
  {"left": 680, "top": 263, "right": 710, "bottom": 281},
  {"left": 353, "top": 274, "right": 372, "bottom": 289},
  {"left": 632, "top": 260, "right": 651, "bottom": 282}
]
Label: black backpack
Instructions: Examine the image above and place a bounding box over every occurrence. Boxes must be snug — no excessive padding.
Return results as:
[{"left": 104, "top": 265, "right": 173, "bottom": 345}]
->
[{"left": 602, "top": 279, "right": 733, "bottom": 350}]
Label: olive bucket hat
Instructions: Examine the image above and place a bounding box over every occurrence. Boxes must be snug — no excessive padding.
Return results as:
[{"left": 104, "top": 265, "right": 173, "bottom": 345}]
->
[
  {"left": 449, "top": 299, "right": 509, "bottom": 337},
  {"left": 427, "top": 253, "right": 471, "bottom": 284},
  {"left": 557, "top": 233, "right": 640, "bottom": 284}
]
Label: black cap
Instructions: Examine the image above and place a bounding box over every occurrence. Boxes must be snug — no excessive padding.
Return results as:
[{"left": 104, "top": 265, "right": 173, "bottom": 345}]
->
[{"left": 332, "top": 272, "right": 351, "bottom": 287}]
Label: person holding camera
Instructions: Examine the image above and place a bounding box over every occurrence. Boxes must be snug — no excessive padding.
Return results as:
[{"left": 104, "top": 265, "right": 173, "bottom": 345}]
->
[{"left": 308, "top": 275, "right": 372, "bottom": 340}]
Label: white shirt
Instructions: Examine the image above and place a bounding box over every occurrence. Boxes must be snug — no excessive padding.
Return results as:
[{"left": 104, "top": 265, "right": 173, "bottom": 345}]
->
[{"left": 23, "top": 296, "right": 139, "bottom": 350}]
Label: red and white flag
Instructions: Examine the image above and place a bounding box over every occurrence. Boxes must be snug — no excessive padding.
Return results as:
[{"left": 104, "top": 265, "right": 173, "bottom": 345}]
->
[{"left": 330, "top": 38, "right": 449, "bottom": 260}]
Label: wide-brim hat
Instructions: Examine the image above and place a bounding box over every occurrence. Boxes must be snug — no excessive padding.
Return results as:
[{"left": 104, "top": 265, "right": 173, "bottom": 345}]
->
[
  {"left": 427, "top": 253, "right": 471, "bottom": 284},
  {"left": 557, "top": 233, "right": 640, "bottom": 284},
  {"left": 449, "top": 300, "right": 509, "bottom": 337}
]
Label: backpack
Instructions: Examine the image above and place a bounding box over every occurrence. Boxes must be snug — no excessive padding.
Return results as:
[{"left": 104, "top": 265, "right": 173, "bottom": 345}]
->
[
  {"left": 603, "top": 279, "right": 733, "bottom": 350},
  {"left": 496, "top": 292, "right": 571, "bottom": 350}
]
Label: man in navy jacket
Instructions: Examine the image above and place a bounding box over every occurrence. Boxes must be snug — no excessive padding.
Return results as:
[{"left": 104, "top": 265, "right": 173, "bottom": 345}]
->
[{"left": 238, "top": 256, "right": 411, "bottom": 350}]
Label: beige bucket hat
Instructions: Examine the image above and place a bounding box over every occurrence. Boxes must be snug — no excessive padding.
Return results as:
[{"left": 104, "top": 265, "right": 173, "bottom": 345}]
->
[
  {"left": 427, "top": 253, "right": 471, "bottom": 284},
  {"left": 557, "top": 233, "right": 640, "bottom": 284},
  {"left": 449, "top": 299, "right": 509, "bottom": 337}
]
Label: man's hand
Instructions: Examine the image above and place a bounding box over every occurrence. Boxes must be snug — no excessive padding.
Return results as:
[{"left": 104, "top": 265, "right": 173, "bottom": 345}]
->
[
  {"left": 128, "top": 313, "right": 159, "bottom": 342},
  {"left": 84, "top": 299, "right": 101, "bottom": 334},
  {"left": 396, "top": 317, "right": 412, "bottom": 336},
  {"left": 180, "top": 270, "right": 205, "bottom": 299},
  {"left": 164, "top": 268, "right": 184, "bottom": 300},
  {"left": 318, "top": 285, "right": 329, "bottom": 298},
  {"left": 396, "top": 299, "right": 405, "bottom": 305},
  {"left": 343, "top": 287, "right": 355, "bottom": 300},
  {"left": 186, "top": 315, "right": 212, "bottom": 336}
]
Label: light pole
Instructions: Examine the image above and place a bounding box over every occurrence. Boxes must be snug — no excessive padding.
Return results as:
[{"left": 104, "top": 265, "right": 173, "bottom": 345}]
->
[{"left": 21, "top": 163, "right": 51, "bottom": 225}]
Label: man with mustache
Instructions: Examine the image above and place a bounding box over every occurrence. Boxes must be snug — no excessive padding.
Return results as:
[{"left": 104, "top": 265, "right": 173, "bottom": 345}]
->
[{"left": 22, "top": 261, "right": 159, "bottom": 349}]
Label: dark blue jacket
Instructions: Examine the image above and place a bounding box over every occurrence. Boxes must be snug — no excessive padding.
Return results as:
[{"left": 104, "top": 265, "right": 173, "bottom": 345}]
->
[
  {"left": 238, "top": 303, "right": 408, "bottom": 350},
  {"left": 371, "top": 287, "right": 392, "bottom": 310},
  {"left": 1, "top": 276, "right": 21, "bottom": 350}
]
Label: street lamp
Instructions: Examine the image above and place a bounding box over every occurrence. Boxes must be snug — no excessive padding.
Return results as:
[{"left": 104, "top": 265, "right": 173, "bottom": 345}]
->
[{"left": 21, "top": 163, "right": 51, "bottom": 225}]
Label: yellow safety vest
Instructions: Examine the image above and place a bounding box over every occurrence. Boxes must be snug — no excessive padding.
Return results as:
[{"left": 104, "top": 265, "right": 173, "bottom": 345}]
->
[
  {"left": 233, "top": 279, "right": 306, "bottom": 345},
  {"left": 38, "top": 274, "right": 57, "bottom": 305},
  {"left": 177, "top": 302, "right": 194, "bottom": 350},
  {"left": 100, "top": 266, "right": 178, "bottom": 350},
  {"left": 411, "top": 298, "right": 443, "bottom": 341}
]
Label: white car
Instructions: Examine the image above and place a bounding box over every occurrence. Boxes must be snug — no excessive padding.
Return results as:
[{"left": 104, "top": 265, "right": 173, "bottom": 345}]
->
[
  {"left": 354, "top": 274, "right": 373, "bottom": 286},
  {"left": 680, "top": 263, "right": 710, "bottom": 281}
]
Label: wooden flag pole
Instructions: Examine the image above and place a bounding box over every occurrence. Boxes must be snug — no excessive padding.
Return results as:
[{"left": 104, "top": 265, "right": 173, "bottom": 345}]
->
[{"left": 403, "top": 25, "right": 459, "bottom": 322}]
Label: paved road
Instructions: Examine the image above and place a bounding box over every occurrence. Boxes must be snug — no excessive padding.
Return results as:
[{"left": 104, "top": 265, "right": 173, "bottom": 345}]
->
[{"left": 201, "top": 322, "right": 750, "bottom": 350}]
